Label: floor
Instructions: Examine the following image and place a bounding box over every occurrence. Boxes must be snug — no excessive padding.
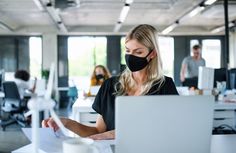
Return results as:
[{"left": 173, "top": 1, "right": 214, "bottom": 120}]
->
[{"left": 0, "top": 108, "right": 70, "bottom": 153}]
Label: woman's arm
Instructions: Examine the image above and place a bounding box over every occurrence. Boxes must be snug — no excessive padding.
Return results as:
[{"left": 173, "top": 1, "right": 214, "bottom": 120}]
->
[
  {"left": 89, "top": 130, "right": 115, "bottom": 140},
  {"left": 42, "top": 114, "right": 107, "bottom": 137}
]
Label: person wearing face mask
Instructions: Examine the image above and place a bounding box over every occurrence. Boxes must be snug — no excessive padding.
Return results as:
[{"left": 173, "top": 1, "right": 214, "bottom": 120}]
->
[
  {"left": 87, "top": 65, "right": 111, "bottom": 96},
  {"left": 90, "top": 65, "right": 111, "bottom": 86},
  {"left": 42, "top": 24, "right": 178, "bottom": 140}
]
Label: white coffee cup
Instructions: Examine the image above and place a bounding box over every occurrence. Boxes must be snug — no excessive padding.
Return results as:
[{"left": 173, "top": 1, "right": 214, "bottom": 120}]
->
[{"left": 63, "top": 137, "right": 99, "bottom": 153}]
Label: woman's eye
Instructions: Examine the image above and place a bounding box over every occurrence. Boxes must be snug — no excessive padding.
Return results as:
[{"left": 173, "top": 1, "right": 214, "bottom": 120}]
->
[
  {"left": 136, "top": 51, "right": 143, "bottom": 55},
  {"left": 125, "top": 50, "right": 130, "bottom": 53}
]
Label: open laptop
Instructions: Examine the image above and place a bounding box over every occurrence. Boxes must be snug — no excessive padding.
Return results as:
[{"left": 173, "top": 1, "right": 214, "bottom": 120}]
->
[{"left": 115, "top": 96, "right": 214, "bottom": 153}]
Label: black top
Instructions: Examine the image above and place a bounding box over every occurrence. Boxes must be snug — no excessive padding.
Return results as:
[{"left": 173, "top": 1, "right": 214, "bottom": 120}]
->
[{"left": 92, "top": 76, "right": 178, "bottom": 131}]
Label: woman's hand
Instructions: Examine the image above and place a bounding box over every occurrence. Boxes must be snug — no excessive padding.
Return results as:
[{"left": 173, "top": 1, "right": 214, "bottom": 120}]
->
[
  {"left": 42, "top": 117, "right": 68, "bottom": 132},
  {"left": 88, "top": 130, "right": 115, "bottom": 140}
]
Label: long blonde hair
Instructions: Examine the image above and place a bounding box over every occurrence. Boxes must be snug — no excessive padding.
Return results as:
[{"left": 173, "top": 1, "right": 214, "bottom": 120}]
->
[{"left": 115, "top": 24, "right": 165, "bottom": 95}]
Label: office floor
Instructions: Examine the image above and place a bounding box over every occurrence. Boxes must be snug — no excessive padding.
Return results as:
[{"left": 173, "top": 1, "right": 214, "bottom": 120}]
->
[{"left": 0, "top": 108, "right": 70, "bottom": 153}]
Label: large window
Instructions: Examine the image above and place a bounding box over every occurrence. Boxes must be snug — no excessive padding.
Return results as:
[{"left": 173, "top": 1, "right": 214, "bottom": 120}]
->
[
  {"left": 120, "top": 36, "right": 174, "bottom": 78},
  {"left": 29, "top": 37, "right": 42, "bottom": 78},
  {"left": 68, "top": 37, "right": 107, "bottom": 91},
  {"left": 158, "top": 37, "right": 174, "bottom": 78},
  {"left": 190, "top": 39, "right": 221, "bottom": 68},
  {"left": 202, "top": 39, "right": 221, "bottom": 68}
]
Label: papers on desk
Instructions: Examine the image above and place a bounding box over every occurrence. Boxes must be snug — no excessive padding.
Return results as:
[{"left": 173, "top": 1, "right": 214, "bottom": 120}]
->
[{"left": 22, "top": 128, "right": 114, "bottom": 153}]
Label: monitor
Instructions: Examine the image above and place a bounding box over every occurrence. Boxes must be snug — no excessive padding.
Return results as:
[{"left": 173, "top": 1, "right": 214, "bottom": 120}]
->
[
  {"left": 214, "top": 68, "right": 227, "bottom": 88},
  {"left": 228, "top": 68, "right": 236, "bottom": 89},
  {"left": 198, "top": 66, "right": 214, "bottom": 90},
  {"left": 182, "top": 77, "right": 198, "bottom": 88},
  {"left": 0, "top": 69, "right": 5, "bottom": 91}
]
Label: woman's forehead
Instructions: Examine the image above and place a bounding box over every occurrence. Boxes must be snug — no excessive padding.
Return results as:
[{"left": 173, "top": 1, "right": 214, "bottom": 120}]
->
[{"left": 125, "top": 39, "right": 146, "bottom": 49}]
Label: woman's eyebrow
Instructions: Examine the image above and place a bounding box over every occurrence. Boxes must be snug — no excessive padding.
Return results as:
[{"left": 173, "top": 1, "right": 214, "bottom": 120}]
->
[{"left": 125, "top": 47, "right": 145, "bottom": 51}]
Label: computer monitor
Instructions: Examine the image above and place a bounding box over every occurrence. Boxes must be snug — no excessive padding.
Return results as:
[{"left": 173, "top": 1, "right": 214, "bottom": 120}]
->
[
  {"left": 0, "top": 69, "right": 5, "bottom": 91},
  {"left": 228, "top": 68, "right": 236, "bottom": 89},
  {"left": 214, "top": 68, "right": 227, "bottom": 88},
  {"left": 198, "top": 66, "right": 214, "bottom": 90},
  {"left": 182, "top": 77, "right": 198, "bottom": 88}
]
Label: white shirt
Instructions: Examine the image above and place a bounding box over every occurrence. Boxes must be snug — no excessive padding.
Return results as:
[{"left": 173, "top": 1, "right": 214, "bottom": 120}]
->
[{"left": 14, "top": 78, "right": 30, "bottom": 99}]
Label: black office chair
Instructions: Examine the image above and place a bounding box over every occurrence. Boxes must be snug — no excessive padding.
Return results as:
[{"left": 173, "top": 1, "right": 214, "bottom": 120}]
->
[{"left": 0, "top": 81, "right": 28, "bottom": 131}]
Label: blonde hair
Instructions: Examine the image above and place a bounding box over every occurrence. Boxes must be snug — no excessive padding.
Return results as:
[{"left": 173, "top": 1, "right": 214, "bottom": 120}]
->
[{"left": 115, "top": 24, "right": 165, "bottom": 95}]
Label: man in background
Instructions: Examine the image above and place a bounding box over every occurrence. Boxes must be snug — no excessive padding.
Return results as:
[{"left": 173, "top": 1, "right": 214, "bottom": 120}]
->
[{"left": 180, "top": 44, "right": 205, "bottom": 87}]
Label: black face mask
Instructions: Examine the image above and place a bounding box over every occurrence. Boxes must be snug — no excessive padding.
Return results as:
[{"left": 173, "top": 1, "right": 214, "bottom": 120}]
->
[
  {"left": 125, "top": 51, "right": 152, "bottom": 72},
  {"left": 95, "top": 74, "right": 105, "bottom": 80}
]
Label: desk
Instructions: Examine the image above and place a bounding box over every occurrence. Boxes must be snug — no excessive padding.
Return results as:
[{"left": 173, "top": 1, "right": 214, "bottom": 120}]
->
[
  {"left": 72, "top": 99, "right": 236, "bottom": 129},
  {"left": 71, "top": 97, "right": 96, "bottom": 126},
  {"left": 12, "top": 135, "right": 236, "bottom": 153},
  {"left": 214, "top": 101, "right": 236, "bottom": 128}
]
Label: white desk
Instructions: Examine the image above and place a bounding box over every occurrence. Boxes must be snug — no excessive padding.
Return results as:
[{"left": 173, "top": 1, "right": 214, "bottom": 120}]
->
[
  {"left": 12, "top": 135, "right": 236, "bottom": 153},
  {"left": 71, "top": 97, "right": 97, "bottom": 126},
  {"left": 214, "top": 101, "right": 236, "bottom": 128},
  {"left": 72, "top": 99, "right": 236, "bottom": 129}
]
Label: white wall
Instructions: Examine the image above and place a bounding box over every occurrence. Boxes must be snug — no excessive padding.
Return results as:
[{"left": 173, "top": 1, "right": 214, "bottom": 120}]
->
[{"left": 229, "top": 32, "right": 236, "bottom": 68}]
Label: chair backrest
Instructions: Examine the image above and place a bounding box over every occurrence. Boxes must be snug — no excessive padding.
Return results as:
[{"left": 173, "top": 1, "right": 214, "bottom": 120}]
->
[
  {"left": 3, "top": 81, "right": 21, "bottom": 100},
  {"left": 2, "top": 81, "right": 22, "bottom": 109}
]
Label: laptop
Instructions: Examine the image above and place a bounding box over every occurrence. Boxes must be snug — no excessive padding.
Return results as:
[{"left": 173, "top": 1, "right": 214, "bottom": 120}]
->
[{"left": 115, "top": 95, "right": 214, "bottom": 153}]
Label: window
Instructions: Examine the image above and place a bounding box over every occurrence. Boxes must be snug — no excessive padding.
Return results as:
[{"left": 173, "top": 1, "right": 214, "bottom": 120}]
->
[
  {"left": 68, "top": 37, "right": 107, "bottom": 91},
  {"left": 190, "top": 39, "right": 200, "bottom": 56},
  {"left": 158, "top": 37, "right": 174, "bottom": 78},
  {"left": 29, "top": 37, "right": 42, "bottom": 78},
  {"left": 202, "top": 39, "right": 221, "bottom": 68}
]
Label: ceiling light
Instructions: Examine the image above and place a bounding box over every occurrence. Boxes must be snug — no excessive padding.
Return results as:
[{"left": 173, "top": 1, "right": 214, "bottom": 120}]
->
[
  {"left": 119, "top": 4, "right": 130, "bottom": 22},
  {"left": 114, "top": 22, "right": 122, "bottom": 32},
  {"left": 125, "top": 0, "right": 134, "bottom": 4},
  {"left": 211, "top": 22, "right": 235, "bottom": 33},
  {"left": 57, "top": 22, "right": 67, "bottom": 33},
  {"left": 162, "top": 22, "right": 178, "bottom": 35},
  {"left": 179, "top": 6, "right": 205, "bottom": 23},
  {"left": 0, "top": 21, "right": 12, "bottom": 32},
  {"left": 46, "top": 6, "right": 61, "bottom": 22},
  {"left": 46, "top": 4, "right": 68, "bottom": 32},
  {"left": 32, "top": 0, "right": 44, "bottom": 11},
  {"left": 188, "top": 6, "right": 205, "bottom": 18},
  {"left": 204, "top": 0, "right": 217, "bottom": 6}
]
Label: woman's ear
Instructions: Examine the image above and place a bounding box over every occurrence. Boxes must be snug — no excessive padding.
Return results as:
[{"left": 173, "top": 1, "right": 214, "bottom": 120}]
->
[{"left": 149, "top": 50, "right": 157, "bottom": 60}]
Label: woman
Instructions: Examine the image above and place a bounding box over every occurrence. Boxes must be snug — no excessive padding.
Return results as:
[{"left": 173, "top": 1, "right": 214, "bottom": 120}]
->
[
  {"left": 90, "top": 65, "right": 111, "bottom": 86},
  {"left": 88, "top": 65, "right": 111, "bottom": 96},
  {"left": 42, "top": 24, "right": 178, "bottom": 140}
]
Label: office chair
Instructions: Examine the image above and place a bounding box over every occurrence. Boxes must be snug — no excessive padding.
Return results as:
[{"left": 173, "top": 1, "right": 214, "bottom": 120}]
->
[
  {"left": 0, "top": 81, "right": 28, "bottom": 131},
  {"left": 67, "top": 86, "right": 78, "bottom": 110}
]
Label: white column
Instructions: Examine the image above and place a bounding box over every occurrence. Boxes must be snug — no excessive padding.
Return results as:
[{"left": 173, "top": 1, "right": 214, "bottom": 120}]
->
[
  {"left": 42, "top": 33, "right": 59, "bottom": 105},
  {"left": 229, "top": 32, "right": 236, "bottom": 68}
]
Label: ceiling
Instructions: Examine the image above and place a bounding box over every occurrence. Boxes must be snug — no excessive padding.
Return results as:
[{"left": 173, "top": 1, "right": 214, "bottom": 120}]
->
[{"left": 0, "top": 0, "right": 236, "bottom": 35}]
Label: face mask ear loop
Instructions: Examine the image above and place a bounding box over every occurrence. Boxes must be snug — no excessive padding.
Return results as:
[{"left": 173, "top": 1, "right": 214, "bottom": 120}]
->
[{"left": 145, "top": 50, "right": 153, "bottom": 60}]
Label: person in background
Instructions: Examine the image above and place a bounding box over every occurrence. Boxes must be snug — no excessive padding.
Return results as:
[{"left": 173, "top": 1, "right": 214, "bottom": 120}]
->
[
  {"left": 42, "top": 24, "right": 178, "bottom": 140},
  {"left": 14, "top": 70, "right": 37, "bottom": 99},
  {"left": 90, "top": 65, "right": 111, "bottom": 86},
  {"left": 180, "top": 44, "right": 206, "bottom": 85}
]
